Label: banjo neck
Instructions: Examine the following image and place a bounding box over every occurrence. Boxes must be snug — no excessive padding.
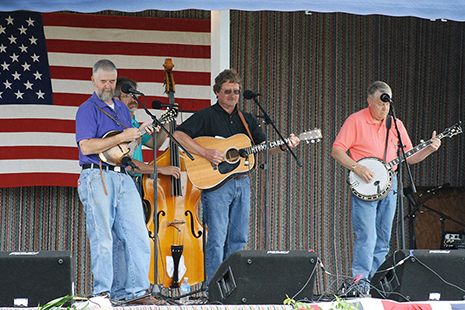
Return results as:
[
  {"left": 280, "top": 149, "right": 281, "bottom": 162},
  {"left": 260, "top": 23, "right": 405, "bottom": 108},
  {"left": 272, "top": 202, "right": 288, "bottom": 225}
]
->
[
  {"left": 385, "top": 137, "right": 435, "bottom": 170},
  {"left": 385, "top": 124, "right": 459, "bottom": 170}
]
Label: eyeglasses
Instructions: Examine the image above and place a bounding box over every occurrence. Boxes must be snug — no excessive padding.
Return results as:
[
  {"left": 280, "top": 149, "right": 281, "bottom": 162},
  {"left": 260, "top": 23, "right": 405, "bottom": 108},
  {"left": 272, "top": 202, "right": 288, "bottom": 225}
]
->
[
  {"left": 222, "top": 89, "right": 240, "bottom": 95},
  {"left": 121, "top": 93, "right": 139, "bottom": 99}
]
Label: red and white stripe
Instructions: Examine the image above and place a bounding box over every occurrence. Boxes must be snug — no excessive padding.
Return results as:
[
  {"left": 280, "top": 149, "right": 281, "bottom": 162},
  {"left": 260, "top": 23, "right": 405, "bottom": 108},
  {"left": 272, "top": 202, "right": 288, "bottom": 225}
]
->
[{"left": 0, "top": 12, "right": 211, "bottom": 188}]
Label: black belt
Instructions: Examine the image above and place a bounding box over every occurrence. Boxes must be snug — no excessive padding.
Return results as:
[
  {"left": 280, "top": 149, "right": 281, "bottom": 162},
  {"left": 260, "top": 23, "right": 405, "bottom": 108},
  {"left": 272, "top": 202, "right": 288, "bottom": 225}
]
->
[
  {"left": 131, "top": 175, "right": 142, "bottom": 182},
  {"left": 81, "top": 163, "right": 127, "bottom": 174}
]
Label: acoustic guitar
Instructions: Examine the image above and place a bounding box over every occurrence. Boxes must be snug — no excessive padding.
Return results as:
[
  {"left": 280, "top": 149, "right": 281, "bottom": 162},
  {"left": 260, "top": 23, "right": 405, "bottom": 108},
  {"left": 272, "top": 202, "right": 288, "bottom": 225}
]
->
[{"left": 184, "top": 129, "right": 322, "bottom": 190}]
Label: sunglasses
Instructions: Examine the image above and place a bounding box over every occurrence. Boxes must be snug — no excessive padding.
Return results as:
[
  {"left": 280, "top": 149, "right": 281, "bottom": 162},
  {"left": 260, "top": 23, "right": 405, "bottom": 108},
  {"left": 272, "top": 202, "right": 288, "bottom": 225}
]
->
[{"left": 222, "top": 89, "right": 241, "bottom": 95}]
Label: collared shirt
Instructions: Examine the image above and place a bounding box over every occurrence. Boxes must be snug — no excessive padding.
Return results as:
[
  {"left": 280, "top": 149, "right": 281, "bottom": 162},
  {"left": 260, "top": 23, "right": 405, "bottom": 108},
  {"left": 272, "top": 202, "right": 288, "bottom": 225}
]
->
[
  {"left": 175, "top": 102, "right": 266, "bottom": 144},
  {"left": 130, "top": 115, "right": 152, "bottom": 177},
  {"left": 75, "top": 92, "right": 133, "bottom": 166},
  {"left": 131, "top": 116, "right": 152, "bottom": 163},
  {"left": 332, "top": 107, "right": 413, "bottom": 163}
]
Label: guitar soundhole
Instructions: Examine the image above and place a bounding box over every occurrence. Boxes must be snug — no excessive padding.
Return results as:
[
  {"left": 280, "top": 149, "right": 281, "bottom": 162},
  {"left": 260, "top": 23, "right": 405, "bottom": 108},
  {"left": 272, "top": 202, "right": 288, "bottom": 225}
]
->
[
  {"left": 224, "top": 148, "right": 240, "bottom": 164},
  {"left": 218, "top": 161, "right": 240, "bottom": 174}
]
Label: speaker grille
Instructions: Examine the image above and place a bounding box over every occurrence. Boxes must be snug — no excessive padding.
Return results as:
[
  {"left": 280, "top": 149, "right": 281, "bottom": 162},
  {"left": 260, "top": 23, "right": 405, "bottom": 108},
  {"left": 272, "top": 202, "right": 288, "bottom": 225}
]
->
[
  {"left": 371, "top": 249, "right": 465, "bottom": 301},
  {"left": 209, "top": 250, "right": 318, "bottom": 304},
  {"left": 0, "top": 251, "right": 74, "bottom": 307}
]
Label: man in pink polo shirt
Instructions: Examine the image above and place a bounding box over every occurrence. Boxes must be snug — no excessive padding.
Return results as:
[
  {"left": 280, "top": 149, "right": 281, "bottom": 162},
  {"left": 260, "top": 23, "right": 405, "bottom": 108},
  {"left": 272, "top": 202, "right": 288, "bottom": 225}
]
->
[{"left": 331, "top": 81, "right": 441, "bottom": 294}]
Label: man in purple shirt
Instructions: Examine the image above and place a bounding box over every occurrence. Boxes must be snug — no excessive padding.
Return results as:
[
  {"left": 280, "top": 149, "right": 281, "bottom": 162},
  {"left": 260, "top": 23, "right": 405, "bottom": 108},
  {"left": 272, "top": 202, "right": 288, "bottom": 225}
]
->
[{"left": 75, "top": 59, "right": 165, "bottom": 305}]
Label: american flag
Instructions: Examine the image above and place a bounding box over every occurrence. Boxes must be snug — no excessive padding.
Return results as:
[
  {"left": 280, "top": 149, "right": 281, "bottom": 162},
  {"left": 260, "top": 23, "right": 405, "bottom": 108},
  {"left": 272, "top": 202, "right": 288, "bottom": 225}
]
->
[{"left": 0, "top": 11, "right": 211, "bottom": 188}]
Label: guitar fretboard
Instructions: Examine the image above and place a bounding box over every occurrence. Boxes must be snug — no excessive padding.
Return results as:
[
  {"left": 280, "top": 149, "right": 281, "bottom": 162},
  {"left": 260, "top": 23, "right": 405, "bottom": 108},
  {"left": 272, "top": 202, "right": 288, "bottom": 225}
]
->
[{"left": 243, "top": 139, "right": 289, "bottom": 155}]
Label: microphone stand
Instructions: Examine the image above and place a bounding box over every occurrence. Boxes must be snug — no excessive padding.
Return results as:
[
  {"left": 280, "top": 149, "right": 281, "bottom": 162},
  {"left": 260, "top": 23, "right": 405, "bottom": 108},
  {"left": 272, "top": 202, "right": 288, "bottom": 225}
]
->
[
  {"left": 255, "top": 114, "right": 271, "bottom": 250},
  {"left": 389, "top": 103, "right": 415, "bottom": 250},
  {"left": 249, "top": 96, "right": 302, "bottom": 250},
  {"left": 405, "top": 185, "right": 465, "bottom": 248},
  {"left": 130, "top": 93, "right": 194, "bottom": 298},
  {"left": 404, "top": 187, "right": 435, "bottom": 248}
]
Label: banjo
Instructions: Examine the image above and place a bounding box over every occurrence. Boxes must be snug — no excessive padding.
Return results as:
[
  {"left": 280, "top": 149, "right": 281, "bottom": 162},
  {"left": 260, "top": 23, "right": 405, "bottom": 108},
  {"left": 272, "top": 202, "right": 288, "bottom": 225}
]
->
[{"left": 348, "top": 121, "right": 462, "bottom": 202}]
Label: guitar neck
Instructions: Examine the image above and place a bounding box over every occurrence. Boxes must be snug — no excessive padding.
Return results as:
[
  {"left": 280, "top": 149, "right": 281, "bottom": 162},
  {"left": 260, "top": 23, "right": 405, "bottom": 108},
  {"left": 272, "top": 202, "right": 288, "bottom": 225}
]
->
[
  {"left": 385, "top": 132, "right": 447, "bottom": 169},
  {"left": 242, "top": 138, "right": 289, "bottom": 155},
  {"left": 240, "top": 129, "right": 322, "bottom": 155}
]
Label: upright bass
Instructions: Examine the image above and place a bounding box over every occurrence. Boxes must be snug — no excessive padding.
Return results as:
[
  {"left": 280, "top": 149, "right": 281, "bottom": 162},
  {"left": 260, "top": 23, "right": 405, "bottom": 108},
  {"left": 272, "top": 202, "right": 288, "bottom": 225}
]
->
[{"left": 143, "top": 59, "right": 204, "bottom": 288}]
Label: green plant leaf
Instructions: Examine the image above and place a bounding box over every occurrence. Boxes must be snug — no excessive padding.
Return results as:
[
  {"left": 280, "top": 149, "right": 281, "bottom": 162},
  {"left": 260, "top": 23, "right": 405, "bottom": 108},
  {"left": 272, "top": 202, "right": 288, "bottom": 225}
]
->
[{"left": 38, "top": 295, "right": 77, "bottom": 310}]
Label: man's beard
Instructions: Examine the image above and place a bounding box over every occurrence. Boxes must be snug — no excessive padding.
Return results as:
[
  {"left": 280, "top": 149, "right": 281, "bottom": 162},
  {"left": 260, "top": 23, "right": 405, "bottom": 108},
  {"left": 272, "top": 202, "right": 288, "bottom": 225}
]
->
[
  {"left": 129, "top": 107, "right": 137, "bottom": 113},
  {"left": 98, "top": 88, "right": 114, "bottom": 102}
]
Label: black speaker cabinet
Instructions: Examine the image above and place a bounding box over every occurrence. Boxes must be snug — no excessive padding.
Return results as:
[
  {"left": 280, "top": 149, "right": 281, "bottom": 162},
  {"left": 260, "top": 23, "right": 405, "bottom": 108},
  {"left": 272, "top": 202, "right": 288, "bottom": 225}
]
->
[
  {"left": 371, "top": 249, "right": 465, "bottom": 301},
  {"left": 209, "top": 250, "right": 318, "bottom": 304},
  {"left": 0, "top": 251, "right": 74, "bottom": 307}
]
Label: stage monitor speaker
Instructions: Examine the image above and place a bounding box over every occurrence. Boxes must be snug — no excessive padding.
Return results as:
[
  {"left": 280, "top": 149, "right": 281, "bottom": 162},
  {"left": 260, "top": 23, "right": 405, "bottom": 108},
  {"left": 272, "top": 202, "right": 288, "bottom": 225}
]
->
[
  {"left": 0, "top": 251, "right": 74, "bottom": 307},
  {"left": 370, "top": 249, "right": 465, "bottom": 301},
  {"left": 209, "top": 250, "right": 318, "bottom": 305}
]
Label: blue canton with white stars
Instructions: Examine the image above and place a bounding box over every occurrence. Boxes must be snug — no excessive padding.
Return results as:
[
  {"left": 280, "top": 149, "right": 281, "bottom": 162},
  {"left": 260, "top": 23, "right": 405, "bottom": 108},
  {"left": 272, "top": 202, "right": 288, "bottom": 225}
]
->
[{"left": 0, "top": 11, "right": 53, "bottom": 104}]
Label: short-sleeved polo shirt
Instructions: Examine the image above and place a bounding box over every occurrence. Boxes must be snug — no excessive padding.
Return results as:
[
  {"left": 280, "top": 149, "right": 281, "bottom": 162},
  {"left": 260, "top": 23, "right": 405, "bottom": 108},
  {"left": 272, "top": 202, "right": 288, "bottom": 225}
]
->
[
  {"left": 75, "top": 92, "right": 133, "bottom": 166},
  {"left": 332, "top": 107, "right": 413, "bottom": 164}
]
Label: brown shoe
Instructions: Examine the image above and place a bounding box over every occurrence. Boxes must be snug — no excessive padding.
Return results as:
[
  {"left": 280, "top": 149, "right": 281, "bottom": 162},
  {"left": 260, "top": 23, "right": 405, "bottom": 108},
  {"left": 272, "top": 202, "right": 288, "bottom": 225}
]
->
[{"left": 127, "top": 294, "right": 168, "bottom": 306}]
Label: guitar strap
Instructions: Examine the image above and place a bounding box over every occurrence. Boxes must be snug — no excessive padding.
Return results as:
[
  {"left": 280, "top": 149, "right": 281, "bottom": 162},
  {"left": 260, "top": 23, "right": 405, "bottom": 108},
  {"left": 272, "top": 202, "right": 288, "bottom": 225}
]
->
[
  {"left": 237, "top": 108, "right": 255, "bottom": 145},
  {"left": 384, "top": 115, "right": 392, "bottom": 162},
  {"left": 96, "top": 105, "right": 128, "bottom": 129},
  {"left": 94, "top": 104, "right": 129, "bottom": 195}
]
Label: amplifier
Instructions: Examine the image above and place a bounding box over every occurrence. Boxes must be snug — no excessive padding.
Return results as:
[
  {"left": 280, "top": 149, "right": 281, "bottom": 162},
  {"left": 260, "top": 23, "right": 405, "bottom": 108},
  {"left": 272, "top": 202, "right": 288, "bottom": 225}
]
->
[
  {"left": 209, "top": 250, "right": 318, "bottom": 304},
  {"left": 441, "top": 231, "right": 465, "bottom": 250},
  {"left": 0, "top": 251, "right": 74, "bottom": 307}
]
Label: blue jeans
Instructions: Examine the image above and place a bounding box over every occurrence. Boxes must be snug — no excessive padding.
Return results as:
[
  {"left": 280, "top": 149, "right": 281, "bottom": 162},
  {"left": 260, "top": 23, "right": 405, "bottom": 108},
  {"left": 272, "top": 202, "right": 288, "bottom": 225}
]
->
[
  {"left": 111, "top": 178, "right": 144, "bottom": 301},
  {"left": 351, "top": 174, "right": 398, "bottom": 281},
  {"left": 111, "top": 235, "right": 126, "bottom": 301},
  {"left": 202, "top": 177, "right": 251, "bottom": 285},
  {"left": 77, "top": 168, "right": 151, "bottom": 299}
]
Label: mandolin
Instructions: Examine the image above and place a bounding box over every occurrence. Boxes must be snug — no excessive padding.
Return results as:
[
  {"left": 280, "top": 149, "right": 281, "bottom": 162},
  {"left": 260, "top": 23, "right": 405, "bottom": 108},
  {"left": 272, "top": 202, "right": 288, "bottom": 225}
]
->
[{"left": 98, "top": 107, "right": 178, "bottom": 166}]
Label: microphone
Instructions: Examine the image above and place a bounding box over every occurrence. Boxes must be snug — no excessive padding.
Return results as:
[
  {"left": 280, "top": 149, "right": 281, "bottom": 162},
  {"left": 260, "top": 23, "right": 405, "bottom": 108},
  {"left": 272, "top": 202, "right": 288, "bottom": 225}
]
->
[
  {"left": 243, "top": 90, "right": 262, "bottom": 100},
  {"left": 380, "top": 93, "right": 393, "bottom": 103},
  {"left": 120, "top": 156, "right": 140, "bottom": 171},
  {"left": 152, "top": 100, "right": 175, "bottom": 109},
  {"left": 426, "top": 183, "right": 450, "bottom": 194},
  {"left": 121, "top": 83, "right": 145, "bottom": 96}
]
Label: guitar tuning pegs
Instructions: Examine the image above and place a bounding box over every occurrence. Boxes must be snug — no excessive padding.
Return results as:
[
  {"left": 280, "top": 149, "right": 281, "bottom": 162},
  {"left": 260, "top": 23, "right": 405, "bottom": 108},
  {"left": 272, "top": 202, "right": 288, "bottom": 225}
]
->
[{"left": 420, "top": 139, "right": 425, "bottom": 143}]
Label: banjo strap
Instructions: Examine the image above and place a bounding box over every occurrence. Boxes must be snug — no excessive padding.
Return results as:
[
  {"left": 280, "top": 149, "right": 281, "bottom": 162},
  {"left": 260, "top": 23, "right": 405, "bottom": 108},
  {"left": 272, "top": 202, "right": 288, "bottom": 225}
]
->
[{"left": 384, "top": 115, "right": 392, "bottom": 162}]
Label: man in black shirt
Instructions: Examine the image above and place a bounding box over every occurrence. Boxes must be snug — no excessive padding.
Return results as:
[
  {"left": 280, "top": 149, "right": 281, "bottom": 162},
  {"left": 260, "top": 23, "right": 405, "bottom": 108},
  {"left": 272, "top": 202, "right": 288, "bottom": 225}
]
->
[{"left": 173, "top": 69, "right": 300, "bottom": 286}]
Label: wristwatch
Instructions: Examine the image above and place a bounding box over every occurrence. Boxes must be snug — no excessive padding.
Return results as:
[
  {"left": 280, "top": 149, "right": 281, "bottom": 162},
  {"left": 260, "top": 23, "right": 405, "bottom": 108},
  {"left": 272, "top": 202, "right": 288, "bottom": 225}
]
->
[{"left": 351, "top": 163, "right": 357, "bottom": 171}]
